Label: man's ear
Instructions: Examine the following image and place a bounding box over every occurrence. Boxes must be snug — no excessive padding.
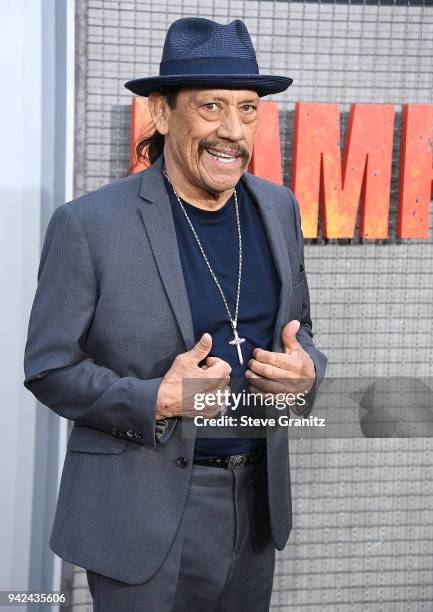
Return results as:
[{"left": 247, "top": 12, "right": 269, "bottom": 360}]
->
[{"left": 148, "top": 92, "right": 169, "bottom": 136}]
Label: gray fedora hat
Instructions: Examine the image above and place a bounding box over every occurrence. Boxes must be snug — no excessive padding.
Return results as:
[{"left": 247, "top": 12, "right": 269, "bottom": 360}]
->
[{"left": 124, "top": 17, "right": 293, "bottom": 97}]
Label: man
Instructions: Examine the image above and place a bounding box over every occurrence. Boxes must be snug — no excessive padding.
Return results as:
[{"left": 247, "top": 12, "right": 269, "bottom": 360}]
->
[{"left": 23, "top": 16, "right": 327, "bottom": 612}]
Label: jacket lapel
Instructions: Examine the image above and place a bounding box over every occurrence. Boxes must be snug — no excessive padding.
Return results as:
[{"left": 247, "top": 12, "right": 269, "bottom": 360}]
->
[
  {"left": 137, "top": 155, "right": 292, "bottom": 354},
  {"left": 241, "top": 173, "right": 292, "bottom": 352},
  {"left": 137, "top": 156, "right": 196, "bottom": 351}
]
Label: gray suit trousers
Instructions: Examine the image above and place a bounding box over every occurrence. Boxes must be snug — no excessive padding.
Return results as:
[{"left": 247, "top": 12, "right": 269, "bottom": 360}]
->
[{"left": 86, "top": 452, "right": 275, "bottom": 612}]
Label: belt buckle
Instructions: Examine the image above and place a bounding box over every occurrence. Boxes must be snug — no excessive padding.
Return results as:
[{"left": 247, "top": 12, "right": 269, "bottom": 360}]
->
[{"left": 228, "top": 454, "right": 245, "bottom": 469}]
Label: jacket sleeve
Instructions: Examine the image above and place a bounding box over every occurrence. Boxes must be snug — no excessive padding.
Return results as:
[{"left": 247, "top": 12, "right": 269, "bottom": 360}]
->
[
  {"left": 286, "top": 188, "right": 328, "bottom": 417},
  {"left": 23, "top": 202, "right": 163, "bottom": 447}
]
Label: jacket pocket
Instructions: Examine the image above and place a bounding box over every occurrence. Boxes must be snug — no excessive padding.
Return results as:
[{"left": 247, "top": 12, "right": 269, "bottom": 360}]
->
[
  {"left": 67, "top": 425, "right": 128, "bottom": 454},
  {"left": 290, "top": 264, "right": 306, "bottom": 289}
]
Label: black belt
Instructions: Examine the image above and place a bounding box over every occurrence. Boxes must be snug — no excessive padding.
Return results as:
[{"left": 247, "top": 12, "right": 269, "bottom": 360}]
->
[{"left": 193, "top": 447, "right": 264, "bottom": 469}]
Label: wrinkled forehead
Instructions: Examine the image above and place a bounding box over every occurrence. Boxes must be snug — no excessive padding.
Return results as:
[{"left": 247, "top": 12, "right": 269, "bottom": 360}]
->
[{"left": 176, "top": 87, "right": 260, "bottom": 104}]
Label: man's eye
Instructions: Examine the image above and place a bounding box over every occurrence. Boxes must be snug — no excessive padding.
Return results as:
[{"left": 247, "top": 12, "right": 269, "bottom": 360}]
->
[
  {"left": 242, "top": 105, "right": 256, "bottom": 112},
  {"left": 204, "top": 103, "right": 219, "bottom": 111}
]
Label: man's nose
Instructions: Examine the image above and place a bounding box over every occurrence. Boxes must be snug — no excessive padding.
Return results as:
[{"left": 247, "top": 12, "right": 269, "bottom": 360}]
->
[{"left": 216, "top": 108, "right": 244, "bottom": 141}]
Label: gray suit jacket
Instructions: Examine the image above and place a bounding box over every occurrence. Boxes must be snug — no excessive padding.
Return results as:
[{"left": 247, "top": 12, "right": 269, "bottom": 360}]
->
[{"left": 23, "top": 154, "right": 327, "bottom": 584}]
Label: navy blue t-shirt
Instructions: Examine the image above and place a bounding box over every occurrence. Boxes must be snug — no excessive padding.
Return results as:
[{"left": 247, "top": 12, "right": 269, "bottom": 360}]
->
[{"left": 164, "top": 174, "right": 281, "bottom": 458}]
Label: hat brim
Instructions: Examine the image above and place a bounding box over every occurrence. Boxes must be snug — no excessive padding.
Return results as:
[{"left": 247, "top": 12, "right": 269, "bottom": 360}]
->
[{"left": 124, "top": 74, "right": 293, "bottom": 98}]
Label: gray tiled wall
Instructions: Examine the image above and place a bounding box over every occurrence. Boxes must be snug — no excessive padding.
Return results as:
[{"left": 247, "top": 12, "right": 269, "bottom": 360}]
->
[{"left": 68, "top": 1, "right": 433, "bottom": 609}]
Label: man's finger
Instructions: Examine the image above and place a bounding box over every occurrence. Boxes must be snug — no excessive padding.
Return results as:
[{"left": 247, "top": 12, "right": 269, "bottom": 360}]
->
[
  {"left": 252, "top": 348, "right": 287, "bottom": 368},
  {"left": 187, "top": 333, "right": 213, "bottom": 364},
  {"left": 246, "top": 372, "right": 295, "bottom": 395},
  {"left": 205, "top": 356, "right": 232, "bottom": 378},
  {"left": 282, "top": 319, "right": 302, "bottom": 354},
  {"left": 247, "top": 359, "right": 298, "bottom": 380}
]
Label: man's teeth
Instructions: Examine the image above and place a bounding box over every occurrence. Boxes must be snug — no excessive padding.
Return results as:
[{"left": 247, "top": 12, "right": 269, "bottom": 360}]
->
[{"left": 206, "top": 149, "right": 239, "bottom": 163}]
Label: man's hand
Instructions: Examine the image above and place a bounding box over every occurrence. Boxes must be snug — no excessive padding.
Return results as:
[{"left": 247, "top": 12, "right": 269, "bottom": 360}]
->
[
  {"left": 156, "top": 333, "right": 231, "bottom": 420},
  {"left": 245, "top": 320, "right": 316, "bottom": 400}
]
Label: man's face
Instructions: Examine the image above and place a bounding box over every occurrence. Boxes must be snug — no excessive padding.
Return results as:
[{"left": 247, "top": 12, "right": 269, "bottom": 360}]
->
[{"left": 152, "top": 87, "right": 260, "bottom": 194}]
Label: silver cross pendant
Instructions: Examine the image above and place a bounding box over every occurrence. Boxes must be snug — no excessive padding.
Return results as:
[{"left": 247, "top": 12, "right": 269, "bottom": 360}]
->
[{"left": 228, "top": 322, "right": 246, "bottom": 365}]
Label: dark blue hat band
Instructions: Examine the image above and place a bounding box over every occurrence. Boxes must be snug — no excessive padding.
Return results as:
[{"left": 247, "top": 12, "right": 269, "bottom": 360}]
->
[{"left": 159, "top": 57, "right": 259, "bottom": 76}]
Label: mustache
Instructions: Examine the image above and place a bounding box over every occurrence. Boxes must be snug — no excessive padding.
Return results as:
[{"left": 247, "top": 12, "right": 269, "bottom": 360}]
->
[{"left": 199, "top": 140, "right": 250, "bottom": 162}]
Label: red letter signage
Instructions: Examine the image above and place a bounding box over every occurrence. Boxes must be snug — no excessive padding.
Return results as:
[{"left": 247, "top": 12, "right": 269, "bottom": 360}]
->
[
  {"left": 397, "top": 104, "right": 433, "bottom": 238},
  {"left": 291, "top": 102, "right": 395, "bottom": 239},
  {"left": 249, "top": 102, "right": 283, "bottom": 185}
]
